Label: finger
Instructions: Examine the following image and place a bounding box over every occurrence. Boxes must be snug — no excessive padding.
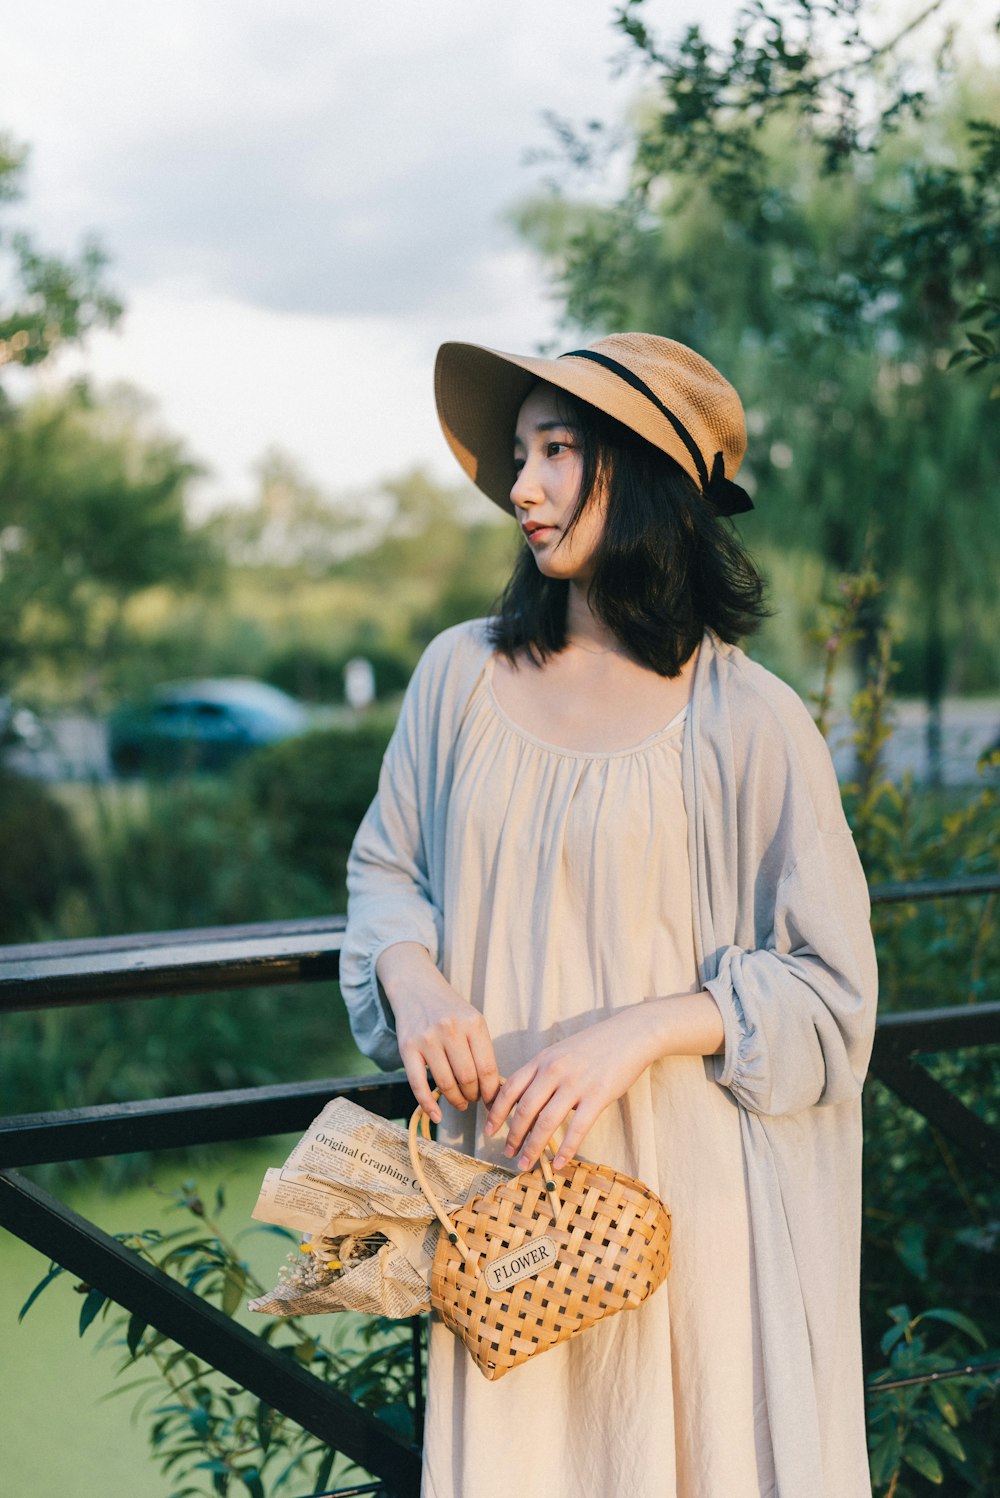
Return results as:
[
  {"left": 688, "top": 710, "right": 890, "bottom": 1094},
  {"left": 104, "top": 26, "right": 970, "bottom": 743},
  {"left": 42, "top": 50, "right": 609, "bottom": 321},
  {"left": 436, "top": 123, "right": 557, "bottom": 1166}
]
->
[
  {"left": 484, "top": 1066, "right": 533, "bottom": 1136},
  {"left": 468, "top": 1025, "right": 500, "bottom": 1106},
  {"left": 422, "top": 1043, "right": 469, "bottom": 1113},
  {"left": 502, "top": 1079, "right": 560, "bottom": 1159},
  {"left": 551, "top": 1105, "right": 597, "bottom": 1170},
  {"left": 515, "top": 1094, "right": 575, "bottom": 1171},
  {"left": 447, "top": 1036, "right": 484, "bottom": 1105},
  {"left": 400, "top": 1049, "right": 440, "bottom": 1123}
]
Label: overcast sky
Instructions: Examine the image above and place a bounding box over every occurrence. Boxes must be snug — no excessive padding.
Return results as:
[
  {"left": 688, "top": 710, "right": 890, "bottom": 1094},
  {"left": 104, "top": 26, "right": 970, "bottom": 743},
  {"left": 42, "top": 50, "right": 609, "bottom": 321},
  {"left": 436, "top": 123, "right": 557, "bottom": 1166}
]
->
[
  {"left": 2, "top": 0, "right": 969, "bottom": 509},
  {"left": 0, "top": 1, "right": 741, "bottom": 506}
]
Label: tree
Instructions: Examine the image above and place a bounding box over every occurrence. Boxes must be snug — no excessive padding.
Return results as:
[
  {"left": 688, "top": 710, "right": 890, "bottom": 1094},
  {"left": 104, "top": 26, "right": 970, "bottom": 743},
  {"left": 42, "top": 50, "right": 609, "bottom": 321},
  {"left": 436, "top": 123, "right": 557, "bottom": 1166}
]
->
[
  {"left": 0, "top": 131, "right": 121, "bottom": 400},
  {"left": 206, "top": 447, "right": 371, "bottom": 573},
  {"left": 0, "top": 382, "right": 210, "bottom": 699},
  {"left": 516, "top": 0, "right": 1000, "bottom": 769},
  {"left": 0, "top": 131, "right": 211, "bottom": 701}
]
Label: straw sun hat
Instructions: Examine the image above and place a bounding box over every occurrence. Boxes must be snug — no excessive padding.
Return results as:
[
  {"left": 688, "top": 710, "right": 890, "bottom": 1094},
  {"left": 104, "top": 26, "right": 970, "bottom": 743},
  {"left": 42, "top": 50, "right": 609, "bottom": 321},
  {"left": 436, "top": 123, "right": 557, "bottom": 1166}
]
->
[{"left": 434, "top": 332, "right": 753, "bottom": 518}]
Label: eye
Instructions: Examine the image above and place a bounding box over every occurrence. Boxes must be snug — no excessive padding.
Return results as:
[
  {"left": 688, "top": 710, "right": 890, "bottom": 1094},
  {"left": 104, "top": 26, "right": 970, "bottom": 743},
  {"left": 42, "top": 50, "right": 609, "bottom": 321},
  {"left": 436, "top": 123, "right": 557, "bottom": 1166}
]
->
[
  {"left": 546, "top": 438, "right": 575, "bottom": 457},
  {"left": 512, "top": 457, "right": 525, "bottom": 475}
]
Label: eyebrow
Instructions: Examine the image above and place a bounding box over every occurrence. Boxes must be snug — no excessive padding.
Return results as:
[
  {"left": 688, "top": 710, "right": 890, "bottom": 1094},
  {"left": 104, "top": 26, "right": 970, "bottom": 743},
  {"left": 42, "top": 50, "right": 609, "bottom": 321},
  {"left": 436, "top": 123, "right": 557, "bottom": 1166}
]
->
[{"left": 513, "top": 418, "right": 580, "bottom": 448}]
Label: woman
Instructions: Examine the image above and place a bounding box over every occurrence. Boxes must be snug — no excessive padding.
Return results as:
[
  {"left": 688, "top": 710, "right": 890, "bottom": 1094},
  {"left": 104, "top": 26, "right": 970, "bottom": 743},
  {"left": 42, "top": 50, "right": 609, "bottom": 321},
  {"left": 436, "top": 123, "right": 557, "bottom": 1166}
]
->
[{"left": 340, "top": 332, "right": 878, "bottom": 1498}]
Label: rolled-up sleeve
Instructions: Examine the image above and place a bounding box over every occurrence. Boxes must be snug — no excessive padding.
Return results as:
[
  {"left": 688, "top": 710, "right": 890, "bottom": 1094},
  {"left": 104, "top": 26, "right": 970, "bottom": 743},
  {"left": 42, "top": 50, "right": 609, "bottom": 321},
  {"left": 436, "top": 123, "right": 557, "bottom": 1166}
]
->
[{"left": 705, "top": 831, "right": 878, "bottom": 1116}]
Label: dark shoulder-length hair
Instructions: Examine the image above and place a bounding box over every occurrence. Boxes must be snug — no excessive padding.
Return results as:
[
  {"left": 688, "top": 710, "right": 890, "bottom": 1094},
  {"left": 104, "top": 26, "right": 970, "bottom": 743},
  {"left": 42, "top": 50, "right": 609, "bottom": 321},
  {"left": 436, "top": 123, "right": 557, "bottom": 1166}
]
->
[{"left": 488, "top": 387, "right": 769, "bottom": 676}]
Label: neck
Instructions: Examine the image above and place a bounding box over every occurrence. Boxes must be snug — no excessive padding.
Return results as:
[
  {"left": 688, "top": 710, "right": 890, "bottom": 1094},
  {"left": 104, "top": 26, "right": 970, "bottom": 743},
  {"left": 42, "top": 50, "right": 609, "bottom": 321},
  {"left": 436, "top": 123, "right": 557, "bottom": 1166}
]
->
[{"left": 564, "top": 580, "right": 624, "bottom": 655}]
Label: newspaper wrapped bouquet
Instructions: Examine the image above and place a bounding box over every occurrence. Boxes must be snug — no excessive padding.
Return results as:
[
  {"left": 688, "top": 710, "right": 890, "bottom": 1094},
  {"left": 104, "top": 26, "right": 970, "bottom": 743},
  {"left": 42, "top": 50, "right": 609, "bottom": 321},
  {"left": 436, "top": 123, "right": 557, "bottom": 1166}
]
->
[{"left": 248, "top": 1096, "right": 513, "bottom": 1319}]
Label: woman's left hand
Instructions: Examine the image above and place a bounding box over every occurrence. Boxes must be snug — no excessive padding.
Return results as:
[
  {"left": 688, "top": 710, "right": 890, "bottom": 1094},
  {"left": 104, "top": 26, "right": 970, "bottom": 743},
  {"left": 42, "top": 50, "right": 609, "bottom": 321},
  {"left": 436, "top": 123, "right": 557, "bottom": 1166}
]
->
[{"left": 483, "top": 1005, "right": 664, "bottom": 1171}]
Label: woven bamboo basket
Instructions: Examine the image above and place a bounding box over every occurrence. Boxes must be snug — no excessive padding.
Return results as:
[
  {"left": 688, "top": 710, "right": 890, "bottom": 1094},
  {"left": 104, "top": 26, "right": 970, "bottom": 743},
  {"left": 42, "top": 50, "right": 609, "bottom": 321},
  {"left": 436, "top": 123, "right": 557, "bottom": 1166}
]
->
[{"left": 408, "top": 1105, "right": 672, "bottom": 1382}]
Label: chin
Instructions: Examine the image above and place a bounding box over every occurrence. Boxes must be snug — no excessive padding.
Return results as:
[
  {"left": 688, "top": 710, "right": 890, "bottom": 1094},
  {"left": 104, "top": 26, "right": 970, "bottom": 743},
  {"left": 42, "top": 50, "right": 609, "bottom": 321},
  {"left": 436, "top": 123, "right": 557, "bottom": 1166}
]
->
[
  {"left": 538, "top": 565, "right": 592, "bottom": 584},
  {"left": 533, "top": 554, "right": 591, "bottom": 583}
]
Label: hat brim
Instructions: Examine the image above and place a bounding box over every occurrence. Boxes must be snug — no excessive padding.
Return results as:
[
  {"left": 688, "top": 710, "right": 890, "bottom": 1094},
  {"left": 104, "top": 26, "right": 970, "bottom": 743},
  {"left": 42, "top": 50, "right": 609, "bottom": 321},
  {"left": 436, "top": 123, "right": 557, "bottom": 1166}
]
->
[{"left": 434, "top": 341, "right": 706, "bottom": 516}]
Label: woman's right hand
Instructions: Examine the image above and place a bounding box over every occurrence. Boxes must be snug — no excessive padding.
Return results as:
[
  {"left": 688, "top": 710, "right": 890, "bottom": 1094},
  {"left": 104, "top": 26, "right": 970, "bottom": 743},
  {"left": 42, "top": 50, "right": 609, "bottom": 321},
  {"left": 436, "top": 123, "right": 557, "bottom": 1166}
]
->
[{"left": 375, "top": 942, "right": 500, "bottom": 1123}]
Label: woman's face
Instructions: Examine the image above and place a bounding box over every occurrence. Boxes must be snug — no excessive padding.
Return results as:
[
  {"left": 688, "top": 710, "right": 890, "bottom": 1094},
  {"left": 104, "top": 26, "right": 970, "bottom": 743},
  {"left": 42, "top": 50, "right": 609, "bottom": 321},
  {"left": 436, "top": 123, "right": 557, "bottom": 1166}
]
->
[{"left": 511, "top": 382, "right": 606, "bottom": 583}]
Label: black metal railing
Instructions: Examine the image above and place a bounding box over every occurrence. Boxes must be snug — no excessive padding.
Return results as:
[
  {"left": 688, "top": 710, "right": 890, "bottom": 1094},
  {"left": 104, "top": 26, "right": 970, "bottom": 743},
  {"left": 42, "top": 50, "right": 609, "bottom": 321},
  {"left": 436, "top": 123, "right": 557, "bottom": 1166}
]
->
[
  {"left": 0, "top": 1078, "right": 419, "bottom": 1497},
  {"left": 2, "top": 874, "right": 999, "bottom": 1490}
]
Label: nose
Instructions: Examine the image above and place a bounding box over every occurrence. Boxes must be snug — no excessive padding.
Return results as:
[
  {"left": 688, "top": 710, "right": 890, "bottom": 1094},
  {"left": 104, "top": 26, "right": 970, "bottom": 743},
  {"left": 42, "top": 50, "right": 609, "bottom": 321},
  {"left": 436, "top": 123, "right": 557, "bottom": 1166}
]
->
[{"left": 510, "top": 456, "right": 542, "bottom": 510}]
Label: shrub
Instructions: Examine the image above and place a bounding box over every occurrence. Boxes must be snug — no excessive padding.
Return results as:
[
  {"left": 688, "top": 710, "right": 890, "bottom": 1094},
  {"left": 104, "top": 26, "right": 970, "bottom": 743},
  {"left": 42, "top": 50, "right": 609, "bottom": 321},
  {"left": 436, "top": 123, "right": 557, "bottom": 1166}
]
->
[
  {"left": 810, "top": 570, "right": 1000, "bottom": 1488},
  {"left": 238, "top": 723, "right": 393, "bottom": 906},
  {"left": 0, "top": 775, "right": 367, "bottom": 1151},
  {"left": 0, "top": 768, "right": 88, "bottom": 941},
  {"left": 264, "top": 642, "right": 414, "bottom": 703}
]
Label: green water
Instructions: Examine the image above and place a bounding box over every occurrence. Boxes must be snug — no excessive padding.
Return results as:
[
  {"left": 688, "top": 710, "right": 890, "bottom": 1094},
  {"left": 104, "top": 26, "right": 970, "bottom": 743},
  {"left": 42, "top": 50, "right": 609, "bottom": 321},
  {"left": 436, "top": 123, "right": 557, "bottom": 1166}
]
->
[{"left": 0, "top": 1139, "right": 322, "bottom": 1497}]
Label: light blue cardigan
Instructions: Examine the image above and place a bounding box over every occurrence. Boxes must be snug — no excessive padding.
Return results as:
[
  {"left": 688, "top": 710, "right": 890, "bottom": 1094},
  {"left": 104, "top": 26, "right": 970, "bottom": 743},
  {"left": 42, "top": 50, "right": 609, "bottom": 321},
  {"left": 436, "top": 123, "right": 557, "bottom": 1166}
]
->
[{"left": 341, "top": 619, "right": 879, "bottom": 1498}]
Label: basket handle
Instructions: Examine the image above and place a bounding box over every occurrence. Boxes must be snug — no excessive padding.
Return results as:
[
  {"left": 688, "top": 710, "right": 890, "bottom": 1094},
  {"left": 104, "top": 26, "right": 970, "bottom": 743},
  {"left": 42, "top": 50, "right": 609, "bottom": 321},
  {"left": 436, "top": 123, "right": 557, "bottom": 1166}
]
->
[{"left": 406, "top": 1090, "right": 561, "bottom": 1267}]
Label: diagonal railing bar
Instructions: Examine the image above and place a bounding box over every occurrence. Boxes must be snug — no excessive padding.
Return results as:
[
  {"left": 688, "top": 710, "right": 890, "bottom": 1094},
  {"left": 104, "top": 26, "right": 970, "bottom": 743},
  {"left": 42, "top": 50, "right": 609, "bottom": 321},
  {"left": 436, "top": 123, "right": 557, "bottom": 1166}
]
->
[
  {"left": 867, "top": 999, "right": 1000, "bottom": 1177},
  {"left": 868, "top": 1053, "right": 1000, "bottom": 1178},
  {"left": 0, "top": 1169, "right": 421, "bottom": 1498},
  {"left": 0, "top": 1073, "right": 412, "bottom": 1169}
]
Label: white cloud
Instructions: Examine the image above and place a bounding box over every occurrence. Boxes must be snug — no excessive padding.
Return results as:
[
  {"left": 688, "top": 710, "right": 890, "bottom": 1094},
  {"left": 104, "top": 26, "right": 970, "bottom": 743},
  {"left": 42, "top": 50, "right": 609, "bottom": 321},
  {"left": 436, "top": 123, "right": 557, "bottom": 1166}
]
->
[
  {"left": 5, "top": 1, "right": 645, "bottom": 310},
  {"left": 52, "top": 242, "right": 563, "bottom": 510}
]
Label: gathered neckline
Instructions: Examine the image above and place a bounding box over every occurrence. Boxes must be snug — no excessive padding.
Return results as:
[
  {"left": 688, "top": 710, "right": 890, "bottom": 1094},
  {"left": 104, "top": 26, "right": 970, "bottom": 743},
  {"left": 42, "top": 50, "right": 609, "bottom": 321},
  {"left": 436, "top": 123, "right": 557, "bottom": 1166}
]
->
[{"left": 484, "top": 655, "right": 689, "bottom": 761}]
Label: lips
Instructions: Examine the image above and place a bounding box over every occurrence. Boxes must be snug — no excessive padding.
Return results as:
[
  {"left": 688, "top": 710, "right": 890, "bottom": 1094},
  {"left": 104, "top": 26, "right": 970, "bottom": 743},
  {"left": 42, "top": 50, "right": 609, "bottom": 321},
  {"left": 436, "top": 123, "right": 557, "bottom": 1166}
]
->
[{"left": 522, "top": 523, "right": 556, "bottom": 542}]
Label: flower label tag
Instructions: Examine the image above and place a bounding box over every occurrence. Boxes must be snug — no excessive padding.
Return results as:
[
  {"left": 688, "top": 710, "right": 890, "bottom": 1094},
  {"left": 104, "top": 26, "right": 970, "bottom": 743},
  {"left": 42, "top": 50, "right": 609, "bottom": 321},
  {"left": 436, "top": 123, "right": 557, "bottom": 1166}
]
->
[{"left": 483, "top": 1235, "right": 558, "bottom": 1293}]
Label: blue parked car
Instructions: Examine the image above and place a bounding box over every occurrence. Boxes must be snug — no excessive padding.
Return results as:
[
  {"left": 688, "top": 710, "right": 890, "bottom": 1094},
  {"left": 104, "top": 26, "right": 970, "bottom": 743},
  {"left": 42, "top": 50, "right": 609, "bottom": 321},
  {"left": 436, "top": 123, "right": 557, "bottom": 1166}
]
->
[{"left": 108, "top": 678, "right": 312, "bottom": 775}]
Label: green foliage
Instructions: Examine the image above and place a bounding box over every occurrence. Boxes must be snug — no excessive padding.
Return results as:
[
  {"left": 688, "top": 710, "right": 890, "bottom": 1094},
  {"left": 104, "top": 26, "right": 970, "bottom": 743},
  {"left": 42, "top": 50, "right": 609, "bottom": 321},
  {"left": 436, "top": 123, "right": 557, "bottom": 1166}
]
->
[
  {"left": 264, "top": 642, "right": 414, "bottom": 704},
  {"left": 0, "top": 383, "right": 213, "bottom": 698},
  {"left": 811, "top": 568, "right": 1000, "bottom": 1491},
  {"left": 0, "top": 129, "right": 121, "bottom": 385},
  {"left": 0, "top": 768, "right": 88, "bottom": 941},
  {"left": 238, "top": 724, "right": 394, "bottom": 907},
  {"left": 19, "top": 1182, "right": 418, "bottom": 1496},
  {"left": 0, "top": 720, "right": 394, "bottom": 1136},
  {"left": 867, "top": 1305, "right": 1000, "bottom": 1496},
  {"left": 116, "top": 462, "right": 513, "bottom": 710},
  {"left": 204, "top": 448, "right": 367, "bottom": 575},
  {"left": 547, "top": 0, "right": 998, "bottom": 349},
  {"left": 0, "top": 972, "right": 362, "bottom": 1186},
  {"left": 331, "top": 469, "right": 516, "bottom": 629},
  {"left": 68, "top": 776, "right": 331, "bottom": 936},
  {"left": 948, "top": 294, "right": 1000, "bottom": 399},
  {"left": 515, "top": 1, "right": 1000, "bottom": 706},
  {"left": 809, "top": 573, "right": 1000, "bottom": 1007},
  {"left": 0, "top": 775, "right": 366, "bottom": 1153}
]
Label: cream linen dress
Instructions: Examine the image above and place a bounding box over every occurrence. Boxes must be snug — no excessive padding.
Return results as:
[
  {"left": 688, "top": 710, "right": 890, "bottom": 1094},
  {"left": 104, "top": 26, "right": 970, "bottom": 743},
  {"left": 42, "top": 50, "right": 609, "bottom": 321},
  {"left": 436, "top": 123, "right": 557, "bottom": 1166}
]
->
[{"left": 419, "top": 655, "right": 776, "bottom": 1498}]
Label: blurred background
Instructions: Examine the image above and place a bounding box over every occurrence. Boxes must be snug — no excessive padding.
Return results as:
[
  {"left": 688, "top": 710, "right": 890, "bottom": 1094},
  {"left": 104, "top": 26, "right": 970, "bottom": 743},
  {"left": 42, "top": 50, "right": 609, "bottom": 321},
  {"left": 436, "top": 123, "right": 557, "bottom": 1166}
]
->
[{"left": 2, "top": 1, "right": 1000, "bottom": 1491}]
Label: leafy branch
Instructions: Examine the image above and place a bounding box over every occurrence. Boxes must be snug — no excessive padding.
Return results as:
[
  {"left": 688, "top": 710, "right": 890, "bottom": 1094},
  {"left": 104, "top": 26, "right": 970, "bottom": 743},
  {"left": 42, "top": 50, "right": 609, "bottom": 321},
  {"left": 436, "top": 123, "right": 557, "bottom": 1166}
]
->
[
  {"left": 0, "top": 130, "right": 121, "bottom": 379},
  {"left": 538, "top": 0, "right": 999, "bottom": 371},
  {"left": 867, "top": 1304, "right": 1000, "bottom": 1495},
  {"left": 948, "top": 293, "right": 1000, "bottom": 399},
  {"left": 19, "top": 1180, "right": 419, "bottom": 1498}
]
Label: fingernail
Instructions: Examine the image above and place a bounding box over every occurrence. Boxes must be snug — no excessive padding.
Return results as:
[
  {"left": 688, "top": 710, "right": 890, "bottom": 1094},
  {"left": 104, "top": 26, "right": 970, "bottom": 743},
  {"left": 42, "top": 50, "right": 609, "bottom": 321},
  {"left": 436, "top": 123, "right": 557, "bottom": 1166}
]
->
[
  {"left": 483, "top": 1119, "right": 494, "bottom": 1135},
  {"left": 518, "top": 1154, "right": 531, "bottom": 1171},
  {"left": 552, "top": 1156, "right": 565, "bottom": 1170},
  {"left": 432, "top": 1108, "right": 442, "bottom": 1124},
  {"left": 504, "top": 1144, "right": 515, "bottom": 1157}
]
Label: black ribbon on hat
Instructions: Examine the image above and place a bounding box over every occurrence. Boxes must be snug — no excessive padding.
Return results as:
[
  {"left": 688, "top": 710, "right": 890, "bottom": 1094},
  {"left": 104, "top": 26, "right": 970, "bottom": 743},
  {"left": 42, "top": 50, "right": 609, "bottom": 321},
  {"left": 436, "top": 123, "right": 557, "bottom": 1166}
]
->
[{"left": 560, "top": 349, "right": 754, "bottom": 516}]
